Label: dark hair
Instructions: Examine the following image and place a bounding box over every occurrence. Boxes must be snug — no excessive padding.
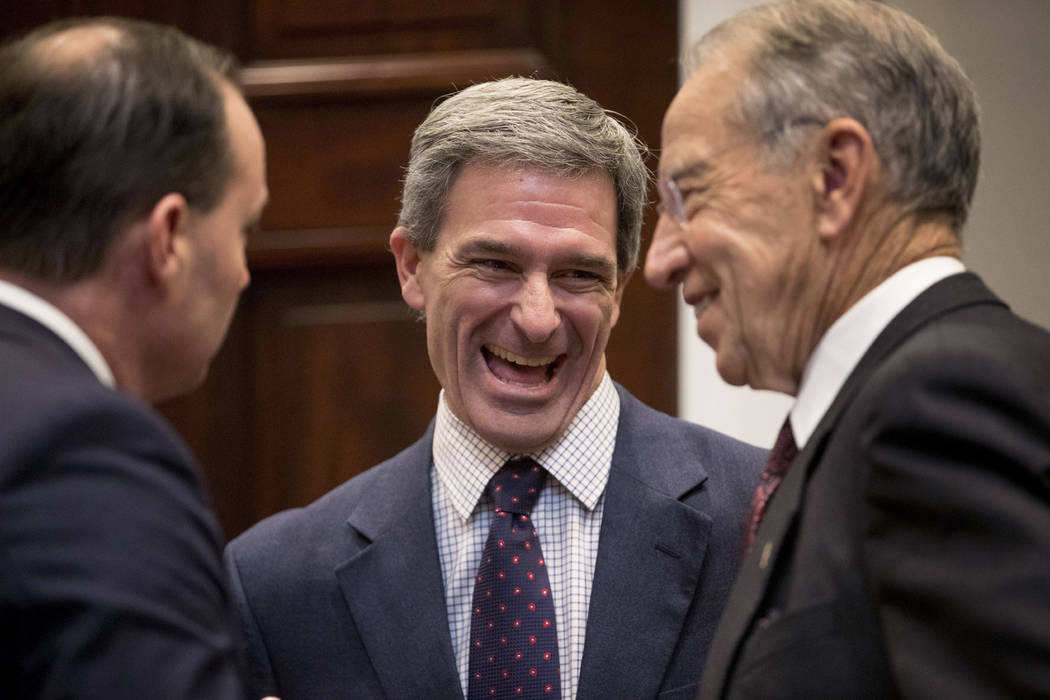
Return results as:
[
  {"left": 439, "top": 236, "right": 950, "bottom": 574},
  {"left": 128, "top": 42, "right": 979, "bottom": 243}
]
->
[
  {"left": 398, "top": 77, "right": 649, "bottom": 271},
  {"left": 0, "top": 17, "right": 239, "bottom": 281}
]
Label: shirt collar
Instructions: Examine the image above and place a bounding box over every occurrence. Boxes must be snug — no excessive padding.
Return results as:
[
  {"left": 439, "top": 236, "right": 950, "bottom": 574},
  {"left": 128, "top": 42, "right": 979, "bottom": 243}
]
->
[
  {"left": 433, "top": 372, "right": 620, "bottom": 521},
  {"left": 0, "top": 278, "right": 115, "bottom": 388},
  {"left": 790, "top": 257, "right": 965, "bottom": 447}
]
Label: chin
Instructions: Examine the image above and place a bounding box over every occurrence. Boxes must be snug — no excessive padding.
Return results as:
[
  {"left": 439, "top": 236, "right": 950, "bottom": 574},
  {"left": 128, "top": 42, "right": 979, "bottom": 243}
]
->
[
  {"left": 164, "top": 358, "right": 212, "bottom": 401},
  {"left": 475, "top": 416, "right": 562, "bottom": 454},
  {"left": 714, "top": 354, "right": 750, "bottom": 389}
]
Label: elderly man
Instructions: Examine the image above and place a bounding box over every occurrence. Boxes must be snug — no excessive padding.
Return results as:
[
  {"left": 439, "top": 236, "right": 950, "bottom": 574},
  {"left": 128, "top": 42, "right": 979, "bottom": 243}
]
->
[
  {"left": 645, "top": 1, "right": 1050, "bottom": 698},
  {"left": 225, "top": 77, "right": 763, "bottom": 699},
  {"left": 0, "top": 18, "right": 269, "bottom": 699}
]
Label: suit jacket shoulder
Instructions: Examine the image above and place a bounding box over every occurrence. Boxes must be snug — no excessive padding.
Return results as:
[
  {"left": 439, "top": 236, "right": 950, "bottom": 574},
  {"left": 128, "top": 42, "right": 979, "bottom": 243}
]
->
[
  {"left": 225, "top": 425, "right": 457, "bottom": 699},
  {"left": 703, "top": 273, "right": 1050, "bottom": 699},
  {"left": 576, "top": 385, "right": 763, "bottom": 698},
  {"left": 0, "top": 305, "right": 241, "bottom": 699},
  {"left": 613, "top": 383, "right": 763, "bottom": 503}
]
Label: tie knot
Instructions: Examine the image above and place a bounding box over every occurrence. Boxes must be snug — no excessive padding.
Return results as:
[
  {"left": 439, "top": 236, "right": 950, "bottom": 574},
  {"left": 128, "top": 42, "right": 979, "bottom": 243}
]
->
[{"left": 487, "top": 457, "right": 547, "bottom": 515}]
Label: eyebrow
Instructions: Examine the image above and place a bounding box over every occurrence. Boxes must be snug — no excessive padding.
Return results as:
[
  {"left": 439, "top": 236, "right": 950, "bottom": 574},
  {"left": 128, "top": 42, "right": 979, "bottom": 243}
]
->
[
  {"left": 460, "top": 239, "right": 511, "bottom": 254},
  {"left": 459, "top": 239, "right": 618, "bottom": 277},
  {"left": 667, "top": 160, "right": 713, "bottom": 182},
  {"left": 563, "top": 252, "right": 618, "bottom": 278}
]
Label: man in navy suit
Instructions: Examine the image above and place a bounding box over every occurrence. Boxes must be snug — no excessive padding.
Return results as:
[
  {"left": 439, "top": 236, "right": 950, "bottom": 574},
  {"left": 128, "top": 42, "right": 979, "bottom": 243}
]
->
[
  {"left": 0, "top": 18, "right": 269, "bottom": 698},
  {"left": 226, "top": 77, "right": 764, "bottom": 699},
  {"left": 644, "top": 1, "right": 1050, "bottom": 697}
]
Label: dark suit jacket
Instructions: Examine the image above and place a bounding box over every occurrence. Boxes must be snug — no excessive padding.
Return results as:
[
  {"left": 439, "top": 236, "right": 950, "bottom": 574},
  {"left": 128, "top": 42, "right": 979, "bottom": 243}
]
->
[
  {"left": 225, "top": 383, "right": 764, "bottom": 699},
  {"left": 700, "top": 273, "right": 1050, "bottom": 700},
  {"left": 0, "top": 303, "right": 242, "bottom": 699}
]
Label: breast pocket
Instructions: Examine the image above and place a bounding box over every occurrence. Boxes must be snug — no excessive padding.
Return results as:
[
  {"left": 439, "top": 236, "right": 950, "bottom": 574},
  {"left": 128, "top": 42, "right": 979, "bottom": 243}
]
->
[
  {"left": 656, "top": 682, "right": 699, "bottom": 699},
  {"left": 729, "top": 601, "right": 892, "bottom": 700}
]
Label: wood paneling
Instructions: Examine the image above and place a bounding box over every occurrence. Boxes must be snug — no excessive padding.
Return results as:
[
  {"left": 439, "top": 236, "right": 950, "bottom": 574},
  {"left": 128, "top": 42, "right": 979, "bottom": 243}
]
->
[
  {"left": 251, "top": 0, "right": 534, "bottom": 58},
  {"left": 250, "top": 267, "right": 439, "bottom": 513},
  {"left": 240, "top": 49, "right": 549, "bottom": 100},
  {"left": 2, "top": 1, "right": 680, "bottom": 539}
]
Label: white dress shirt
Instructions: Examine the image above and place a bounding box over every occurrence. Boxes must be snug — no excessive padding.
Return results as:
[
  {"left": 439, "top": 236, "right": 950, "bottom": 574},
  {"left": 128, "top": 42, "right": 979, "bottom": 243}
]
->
[
  {"left": 0, "top": 278, "right": 114, "bottom": 388},
  {"left": 790, "top": 257, "right": 966, "bottom": 447},
  {"left": 432, "top": 372, "right": 620, "bottom": 700}
]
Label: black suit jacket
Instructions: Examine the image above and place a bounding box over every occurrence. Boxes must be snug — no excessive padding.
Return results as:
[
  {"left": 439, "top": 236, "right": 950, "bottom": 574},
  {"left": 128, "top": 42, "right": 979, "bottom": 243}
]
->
[
  {"left": 0, "top": 304, "right": 242, "bottom": 699},
  {"left": 700, "top": 273, "right": 1050, "bottom": 699},
  {"left": 226, "top": 384, "right": 765, "bottom": 699}
]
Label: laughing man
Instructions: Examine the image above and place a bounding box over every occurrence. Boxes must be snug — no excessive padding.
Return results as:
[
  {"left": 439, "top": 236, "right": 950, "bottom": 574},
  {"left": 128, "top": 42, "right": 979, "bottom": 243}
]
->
[{"left": 224, "top": 77, "right": 764, "bottom": 700}]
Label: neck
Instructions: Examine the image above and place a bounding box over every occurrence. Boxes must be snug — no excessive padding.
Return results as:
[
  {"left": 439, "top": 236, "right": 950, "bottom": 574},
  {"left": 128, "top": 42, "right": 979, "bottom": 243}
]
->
[
  {"left": 779, "top": 211, "right": 959, "bottom": 394},
  {"left": 822, "top": 209, "right": 960, "bottom": 335},
  {"left": 3, "top": 270, "right": 158, "bottom": 403}
]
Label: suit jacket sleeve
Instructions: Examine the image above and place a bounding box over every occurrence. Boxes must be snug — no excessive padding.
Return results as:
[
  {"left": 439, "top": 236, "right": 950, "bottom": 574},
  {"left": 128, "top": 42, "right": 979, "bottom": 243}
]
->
[
  {"left": 859, "top": 331, "right": 1050, "bottom": 698},
  {"left": 2, "top": 397, "right": 243, "bottom": 700},
  {"left": 225, "top": 543, "right": 279, "bottom": 700}
]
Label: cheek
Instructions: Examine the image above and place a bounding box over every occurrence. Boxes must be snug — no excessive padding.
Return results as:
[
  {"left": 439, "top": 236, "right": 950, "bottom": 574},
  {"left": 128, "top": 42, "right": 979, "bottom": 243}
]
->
[
  {"left": 563, "top": 295, "right": 615, "bottom": 346},
  {"left": 426, "top": 294, "right": 486, "bottom": 365},
  {"left": 710, "top": 216, "right": 779, "bottom": 286},
  {"left": 209, "top": 227, "right": 248, "bottom": 291},
  {"left": 231, "top": 248, "right": 250, "bottom": 290},
  {"left": 681, "top": 213, "right": 739, "bottom": 268}
]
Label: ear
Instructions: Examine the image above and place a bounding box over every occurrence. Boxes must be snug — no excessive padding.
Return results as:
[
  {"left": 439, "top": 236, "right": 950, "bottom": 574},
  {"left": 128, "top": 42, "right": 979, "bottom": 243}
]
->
[
  {"left": 142, "top": 193, "right": 191, "bottom": 286},
  {"left": 609, "top": 267, "right": 634, "bottom": 328},
  {"left": 389, "top": 226, "right": 427, "bottom": 311},
  {"left": 812, "top": 117, "right": 875, "bottom": 241}
]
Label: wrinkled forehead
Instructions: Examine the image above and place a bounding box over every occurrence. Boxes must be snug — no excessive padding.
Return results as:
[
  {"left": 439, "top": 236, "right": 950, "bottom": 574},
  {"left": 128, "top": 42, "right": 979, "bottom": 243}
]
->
[{"left": 660, "top": 63, "right": 744, "bottom": 173}]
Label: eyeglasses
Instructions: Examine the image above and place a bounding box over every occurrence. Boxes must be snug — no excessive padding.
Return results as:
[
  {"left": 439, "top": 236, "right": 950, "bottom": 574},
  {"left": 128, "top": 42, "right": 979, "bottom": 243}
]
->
[
  {"left": 657, "top": 117, "right": 825, "bottom": 226},
  {"left": 656, "top": 175, "right": 689, "bottom": 226}
]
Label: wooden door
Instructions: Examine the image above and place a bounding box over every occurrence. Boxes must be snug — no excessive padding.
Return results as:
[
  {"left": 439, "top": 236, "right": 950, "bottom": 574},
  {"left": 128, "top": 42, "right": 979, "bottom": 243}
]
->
[{"left": 1, "top": 1, "right": 679, "bottom": 538}]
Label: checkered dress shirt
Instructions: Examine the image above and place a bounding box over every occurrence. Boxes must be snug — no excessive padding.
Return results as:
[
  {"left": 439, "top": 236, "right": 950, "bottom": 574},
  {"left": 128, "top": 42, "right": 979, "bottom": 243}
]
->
[{"left": 432, "top": 372, "right": 620, "bottom": 700}]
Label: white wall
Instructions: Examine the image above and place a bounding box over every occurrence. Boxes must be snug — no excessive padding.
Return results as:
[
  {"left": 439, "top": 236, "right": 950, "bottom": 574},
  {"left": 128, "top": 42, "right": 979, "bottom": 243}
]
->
[
  {"left": 900, "top": 0, "right": 1050, "bottom": 330},
  {"left": 675, "top": 0, "right": 1050, "bottom": 448}
]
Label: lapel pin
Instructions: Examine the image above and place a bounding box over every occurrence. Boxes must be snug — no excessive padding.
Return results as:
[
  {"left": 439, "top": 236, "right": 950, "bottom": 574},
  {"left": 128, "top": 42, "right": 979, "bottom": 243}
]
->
[{"left": 759, "top": 541, "right": 773, "bottom": 569}]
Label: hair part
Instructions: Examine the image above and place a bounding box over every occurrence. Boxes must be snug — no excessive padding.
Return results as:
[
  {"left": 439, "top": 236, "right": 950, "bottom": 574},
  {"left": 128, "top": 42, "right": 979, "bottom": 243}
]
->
[
  {"left": 397, "top": 77, "right": 649, "bottom": 271},
  {"left": 686, "top": 0, "right": 981, "bottom": 233},
  {"left": 0, "top": 17, "right": 239, "bottom": 281}
]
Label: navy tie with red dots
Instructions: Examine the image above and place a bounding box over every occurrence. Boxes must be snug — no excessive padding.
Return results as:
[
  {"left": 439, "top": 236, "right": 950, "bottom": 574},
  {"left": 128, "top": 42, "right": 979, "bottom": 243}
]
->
[{"left": 467, "top": 457, "right": 560, "bottom": 699}]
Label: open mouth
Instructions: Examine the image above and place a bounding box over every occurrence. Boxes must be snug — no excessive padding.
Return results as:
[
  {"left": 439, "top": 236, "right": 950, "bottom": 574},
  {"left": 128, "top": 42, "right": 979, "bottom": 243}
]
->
[{"left": 482, "top": 344, "right": 564, "bottom": 385}]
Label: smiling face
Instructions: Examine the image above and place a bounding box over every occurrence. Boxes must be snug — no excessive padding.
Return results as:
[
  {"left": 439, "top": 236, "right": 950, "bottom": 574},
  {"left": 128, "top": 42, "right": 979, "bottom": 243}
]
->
[
  {"left": 391, "top": 164, "right": 627, "bottom": 452},
  {"left": 645, "top": 58, "right": 826, "bottom": 394}
]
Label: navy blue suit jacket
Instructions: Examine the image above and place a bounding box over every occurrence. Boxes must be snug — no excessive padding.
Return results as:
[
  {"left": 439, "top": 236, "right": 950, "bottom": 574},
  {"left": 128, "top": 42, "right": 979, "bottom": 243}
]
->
[
  {"left": 226, "top": 384, "right": 764, "bottom": 699},
  {"left": 0, "top": 303, "right": 242, "bottom": 699},
  {"left": 700, "top": 273, "right": 1050, "bottom": 699}
]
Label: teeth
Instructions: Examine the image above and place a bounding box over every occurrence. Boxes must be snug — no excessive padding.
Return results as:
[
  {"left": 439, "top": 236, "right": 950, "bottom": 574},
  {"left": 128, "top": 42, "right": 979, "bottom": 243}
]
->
[
  {"left": 694, "top": 297, "right": 711, "bottom": 316},
  {"left": 485, "top": 344, "right": 557, "bottom": 367}
]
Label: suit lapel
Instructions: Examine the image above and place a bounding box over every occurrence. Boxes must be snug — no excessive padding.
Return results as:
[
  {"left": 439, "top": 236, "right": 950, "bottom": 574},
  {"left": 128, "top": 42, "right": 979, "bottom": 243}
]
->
[
  {"left": 334, "top": 432, "right": 464, "bottom": 699},
  {"left": 701, "top": 272, "right": 1004, "bottom": 699},
  {"left": 577, "top": 389, "right": 714, "bottom": 697},
  {"left": 699, "top": 426, "right": 820, "bottom": 700}
]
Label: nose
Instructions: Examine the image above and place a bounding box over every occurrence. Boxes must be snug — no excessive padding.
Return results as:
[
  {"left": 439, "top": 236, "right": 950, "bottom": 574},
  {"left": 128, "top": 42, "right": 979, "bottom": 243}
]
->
[
  {"left": 644, "top": 215, "right": 690, "bottom": 289},
  {"left": 511, "top": 274, "right": 560, "bottom": 343}
]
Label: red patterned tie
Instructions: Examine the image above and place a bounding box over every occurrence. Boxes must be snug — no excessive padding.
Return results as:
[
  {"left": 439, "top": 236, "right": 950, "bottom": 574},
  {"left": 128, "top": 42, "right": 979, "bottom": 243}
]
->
[
  {"left": 467, "top": 457, "right": 560, "bottom": 699},
  {"left": 745, "top": 419, "right": 798, "bottom": 553}
]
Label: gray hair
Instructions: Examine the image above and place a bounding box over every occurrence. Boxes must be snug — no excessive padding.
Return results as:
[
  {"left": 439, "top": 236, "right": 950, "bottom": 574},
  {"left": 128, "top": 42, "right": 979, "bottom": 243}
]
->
[
  {"left": 687, "top": 0, "right": 981, "bottom": 233},
  {"left": 397, "top": 77, "right": 649, "bottom": 270}
]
